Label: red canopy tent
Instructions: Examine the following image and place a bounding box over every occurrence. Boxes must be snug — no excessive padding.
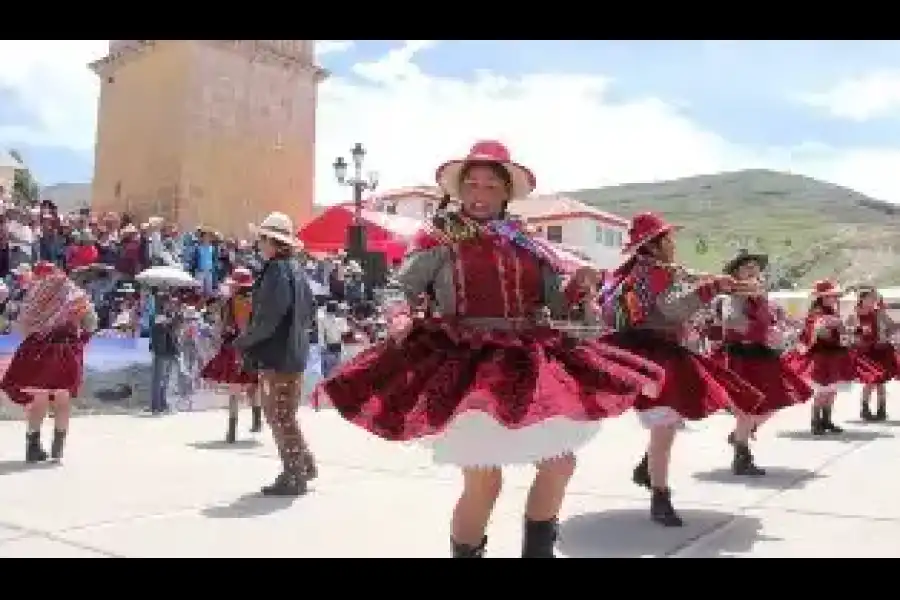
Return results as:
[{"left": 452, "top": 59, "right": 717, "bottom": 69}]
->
[{"left": 297, "top": 204, "right": 420, "bottom": 264}]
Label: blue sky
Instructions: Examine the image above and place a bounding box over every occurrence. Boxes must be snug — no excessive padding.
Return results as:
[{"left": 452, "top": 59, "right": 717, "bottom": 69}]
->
[{"left": 3, "top": 40, "right": 900, "bottom": 203}]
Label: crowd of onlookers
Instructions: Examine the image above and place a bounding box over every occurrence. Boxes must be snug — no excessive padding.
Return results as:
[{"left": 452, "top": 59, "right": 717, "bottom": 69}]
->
[{"left": 0, "top": 199, "right": 385, "bottom": 338}]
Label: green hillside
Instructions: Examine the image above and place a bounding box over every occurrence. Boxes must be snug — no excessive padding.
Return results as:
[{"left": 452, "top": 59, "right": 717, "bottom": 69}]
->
[{"left": 566, "top": 169, "right": 900, "bottom": 287}]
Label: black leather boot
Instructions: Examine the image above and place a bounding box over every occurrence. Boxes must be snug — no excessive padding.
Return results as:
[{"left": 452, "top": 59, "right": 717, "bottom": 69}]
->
[
  {"left": 50, "top": 430, "right": 67, "bottom": 461},
  {"left": 250, "top": 406, "right": 263, "bottom": 433},
  {"left": 861, "top": 402, "right": 876, "bottom": 422},
  {"left": 521, "top": 518, "right": 558, "bottom": 558},
  {"left": 876, "top": 400, "right": 888, "bottom": 422},
  {"left": 821, "top": 406, "right": 844, "bottom": 434},
  {"left": 811, "top": 406, "right": 826, "bottom": 435},
  {"left": 732, "top": 442, "right": 765, "bottom": 476},
  {"left": 261, "top": 471, "right": 307, "bottom": 497},
  {"left": 225, "top": 416, "right": 237, "bottom": 444},
  {"left": 632, "top": 453, "right": 651, "bottom": 489},
  {"left": 650, "top": 487, "right": 683, "bottom": 527},
  {"left": 451, "top": 535, "right": 487, "bottom": 558},
  {"left": 25, "top": 431, "right": 48, "bottom": 464}
]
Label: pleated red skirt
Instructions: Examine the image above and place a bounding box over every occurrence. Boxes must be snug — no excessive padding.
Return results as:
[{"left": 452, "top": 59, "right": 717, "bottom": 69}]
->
[
  {"left": 782, "top": 345, "right": 884, "bottom": 387},
  {"left": 312, "top": 318, "right": 665, "bottom": 442},
  {"left": 721, "top": 343, "right": 813, "bottom": 412},
  {"left": 604, "top": 330, "right": 767, "bottom": 420},
  {"left": 0, "top": 327, "right": 86, "bottom": 406},
  {"left": 856, "top": 343, "right": 900, "bottom": 384},
  {"left": 201, "top": 345, "right": 258, "bottom": 385}
]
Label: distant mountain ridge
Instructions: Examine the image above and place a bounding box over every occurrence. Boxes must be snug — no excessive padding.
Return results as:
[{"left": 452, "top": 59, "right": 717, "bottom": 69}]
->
[{"left": 565, "top": 169, "right": 900, "bottom": 287}]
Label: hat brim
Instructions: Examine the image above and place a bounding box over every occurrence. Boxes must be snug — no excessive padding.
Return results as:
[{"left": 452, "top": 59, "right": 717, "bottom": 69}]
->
[
  {"left": 621, "top": 224, "right": 682, "bottom": 255},
  {"left": 249, "top": 224, "right": 303, "bottom": 248},
  {"left": 436, "top": 156, "right": 536, "bottom": 200},
  {"left": 724, "top": 253, "right": 769, "bottom": 275}
]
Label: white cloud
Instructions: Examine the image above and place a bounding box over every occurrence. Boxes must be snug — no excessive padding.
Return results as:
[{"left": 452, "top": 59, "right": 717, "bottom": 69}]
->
[
  {"left": 4, "top": 40, "right": 900, "bottom": 208},
  {"left": 0, "top": 40, "right": 107, "bottom": 152},
  {"left": 798, "top": 70, "right": 900, "bottom": 121}
]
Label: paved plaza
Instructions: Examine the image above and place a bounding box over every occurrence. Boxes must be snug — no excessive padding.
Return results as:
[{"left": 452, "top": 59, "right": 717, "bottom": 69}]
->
[{"left": 0, "top": 384, "right": 899, "bottom": 558}]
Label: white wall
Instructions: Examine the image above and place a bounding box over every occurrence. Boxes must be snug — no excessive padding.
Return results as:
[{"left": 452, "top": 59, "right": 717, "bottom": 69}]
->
[
  {"left": 371, "top": 194, "right": 438, "bottom": 221},
  {"left": 531, "top": 216, "right": 625, "bottom": 270}
]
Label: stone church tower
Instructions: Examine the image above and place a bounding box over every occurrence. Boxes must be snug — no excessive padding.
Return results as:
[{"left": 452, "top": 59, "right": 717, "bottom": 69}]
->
[{"left": 89, "top": 40, "right": 326, "bottom": 236}]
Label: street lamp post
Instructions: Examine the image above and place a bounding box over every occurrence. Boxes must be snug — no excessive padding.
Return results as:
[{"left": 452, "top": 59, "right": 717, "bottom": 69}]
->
[{"left": 333, "top": 142, "right": 379, "bottom": 259}]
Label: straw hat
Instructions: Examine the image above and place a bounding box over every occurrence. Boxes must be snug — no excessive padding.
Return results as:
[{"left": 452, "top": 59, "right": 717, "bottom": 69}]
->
[
  {"left": 723, "top": 249, "right": 768, "bottom": 276},
  {"left": 231, "top": 267, "right": 254, "bottom": 288},
  {"left": 250, "top": 212, "right": 302, "bottom": 248},
  {"left": 435, "top": 140, "right": 536, "bottom": 201},
  {"left": 811, "top": 279, "right": 843, "bottom": 298},
  {"left": 622, "top": 212, "right": 682, "bottom": 254}
]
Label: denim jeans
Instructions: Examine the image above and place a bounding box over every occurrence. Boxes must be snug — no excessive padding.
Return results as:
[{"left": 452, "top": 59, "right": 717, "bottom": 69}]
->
[
  {"left": 151, "top": 354, "right": 176, "bottom": 413},
  {"left": 196, "top": 270, "right": 214, "bottom": 296}
]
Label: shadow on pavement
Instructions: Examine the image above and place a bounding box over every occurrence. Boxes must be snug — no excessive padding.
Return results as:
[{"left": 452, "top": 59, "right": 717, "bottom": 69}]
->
[
  {"left": 845, "top": 419, "right": 900, "bottom": 427},
  {"left": 188, "top": 440, "right": 263, "bottom": 451},
  {"left": 201, "top": 492, "right": 298, "bottom": 519},
  {"left": 692, "top": 466, "right": 820, "bottom": 489},
  {"left": 0, "top": 459, "right": 59, "bottom": 477},
  {"left": 558, "top": 508, "right": 767, "bottom": 558},
  {"left": 776, "top": 429, "right": 890, "bottom": 442}
]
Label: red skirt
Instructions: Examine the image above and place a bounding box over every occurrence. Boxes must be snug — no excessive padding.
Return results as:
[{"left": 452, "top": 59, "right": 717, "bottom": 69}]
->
[
  {"left": 312, "top": 318, "right": 665, "bottom": 442},
  {"left": 0, "top": 332, "right": 86, "bottom": 406},
  {"left": 722, "top": 343, "right": 813, "bottom": 412},
  {"left": 201, "top": 346, "right": 258, "bottom": 385},
  {"left": 856, "top": 343, "right": 900, "bottom": 384},
  {"left": 782, "top": 346, "right": 884, "bottom": 387},
  {"left": 604, "top": 330, "right": 767, "bottom": 420}
]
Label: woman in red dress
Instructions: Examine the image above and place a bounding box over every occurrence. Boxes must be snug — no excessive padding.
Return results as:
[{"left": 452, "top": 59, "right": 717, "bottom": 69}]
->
[
  {"left": 314, "top": 140, "right": 664, "bottom": 558},
  {"left": 601, "top": 213, "right": 767, "bottom": 527},
  {"left": 716, "top": 250, "right": 813, "bottom": 476},
  {"left": 846, "top": 286, "right": 898, "bottom": 422},
  {"left": 200, "top": 268, "right": 261, "bottom": 443},
  {"left": 783, "top": 280, "right": 883, "bottom": 435},
  {"left": 1, "top": 261, "right": 97, "bottom": 463}
]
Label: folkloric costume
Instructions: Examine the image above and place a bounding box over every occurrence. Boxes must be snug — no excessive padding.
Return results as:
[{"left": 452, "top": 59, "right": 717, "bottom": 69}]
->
[
  {"left": 782, "top": 279, "right": 884, "bottom": 434},
  {"left": 716, "top": 250, "right": 813, "bottom": 475},
  {"left": 314, "top": 141, "right": 664, "bottom": 557},
  {"left": 0, "top": 261, "right": 97, "bottom": 462},
  {"left": 200, "top": 268, "right": 262, "bottom": 441},
  {"left": 846, "top": 286, "right": 899, "bottom": 422},
  {"left": 601, "top": 213, "right": 768, "bottom": 525}
]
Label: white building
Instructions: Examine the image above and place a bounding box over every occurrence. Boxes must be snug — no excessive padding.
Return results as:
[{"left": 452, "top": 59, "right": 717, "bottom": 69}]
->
[
  {"left": 361, "top": 187, "right": 629, "bottom": 270},
  {"left": 0, "top": 151, "right": 23, "bottom": 204}
]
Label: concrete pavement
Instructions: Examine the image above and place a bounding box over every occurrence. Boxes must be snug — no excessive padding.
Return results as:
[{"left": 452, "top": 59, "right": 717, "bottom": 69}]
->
[{"left": 0, "top": 383, "right": 899, "bottom": 557}]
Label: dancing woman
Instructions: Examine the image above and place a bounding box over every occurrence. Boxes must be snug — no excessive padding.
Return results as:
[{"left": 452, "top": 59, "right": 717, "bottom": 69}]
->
[
  {"left": 0, "top": 261, "right": 97, "bottom": 463},
  {"left": 314, "top": 140, "right": 664, "bottom": 558},
  {"left": 846, "top": 286, "right": 898, "bottom": 422},
  {"left": 783, "top": 280, "right": 883, "bottom": 435},
  {"left": 200, "top": 268, "right": 261, "bottom": 443},
  {"left": 601, "top": 213, "right": 767, "bottom": 527},
  {"left": 716, "top": 250, "right": 813, "bottom": 476}
]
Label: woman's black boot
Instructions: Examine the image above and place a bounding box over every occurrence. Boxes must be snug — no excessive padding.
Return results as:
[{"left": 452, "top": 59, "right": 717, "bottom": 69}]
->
[
  {"left": 876, "top": 400, "right": 888, "bottom": 422},
  {"left": 250, "top": 406, "right": 263, "bottom": 433},
  {"left": 650, "top": 487, "right": 683, "bottom": 527},
  {"left": 451, "top": 535, "right": 487, "bottom": 558},
  {"left": 50, "top": 430, "right": 67, "bottom": 461},
  {"left": 811, "top": 406, "right": 826, "bottom": 435},
  {"left": 225, "top": 416, "right": 237, "bottom": 444},
  {"left": 25, "top": 431, "right": 48, "bottom": 464},
  {"left": 521, "top": 518, "right": 558, "bottom": 558},
  {"left": 632, "top": 453, "right": 651, "bottom": 489},
  {"left": 821, "top": 406, "right": 844, "bottom": 434},
  {"left": 732, "top": 442, "right": 765, "bottom": 476}
]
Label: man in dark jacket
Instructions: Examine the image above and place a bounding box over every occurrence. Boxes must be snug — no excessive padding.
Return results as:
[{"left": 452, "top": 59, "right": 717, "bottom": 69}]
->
[
  {"left": 148, "top": 292, "right": 179, "bottom": 415},
  {"left": 236, "top": 212, "right": 316, "bottom": 497}
]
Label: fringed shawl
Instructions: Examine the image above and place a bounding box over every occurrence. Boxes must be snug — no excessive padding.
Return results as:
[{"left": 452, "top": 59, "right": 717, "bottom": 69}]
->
[{"left": 15, "top": 273, "right": 89, "bottom": 337}]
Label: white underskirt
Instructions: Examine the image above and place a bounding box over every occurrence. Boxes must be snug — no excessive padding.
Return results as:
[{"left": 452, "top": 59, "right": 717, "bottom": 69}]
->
[
  {"left": 810, "top": 381, "right": 851, "bottom": 394},
  {"left": 424, "top": 410, "right": 602, "bottom": 468},
  {"left": 636, "top": 407, "right": 686, "bottom": 430}
]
